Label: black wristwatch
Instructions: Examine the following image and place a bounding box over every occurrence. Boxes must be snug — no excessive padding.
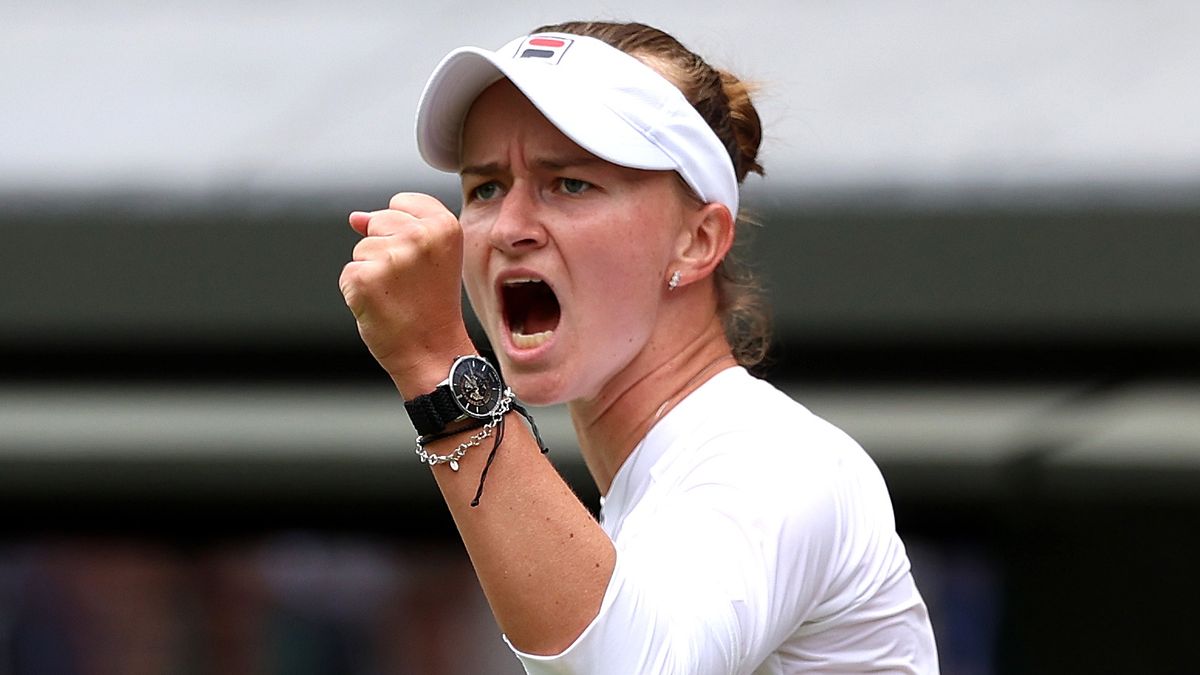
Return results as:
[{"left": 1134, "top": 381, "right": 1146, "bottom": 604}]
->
[{"left": 404, "top": 355, "right": 506, "bottom": 437}]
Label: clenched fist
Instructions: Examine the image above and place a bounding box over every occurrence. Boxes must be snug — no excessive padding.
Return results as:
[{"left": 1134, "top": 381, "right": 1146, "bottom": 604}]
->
[{"left": 339, "top": 192, "right": 476, "bottom": 398}]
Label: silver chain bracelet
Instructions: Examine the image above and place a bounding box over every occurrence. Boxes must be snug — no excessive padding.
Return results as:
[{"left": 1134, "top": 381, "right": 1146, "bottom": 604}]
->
[{"left": 414, "top": 389, "right": 513, "bottom": 472}]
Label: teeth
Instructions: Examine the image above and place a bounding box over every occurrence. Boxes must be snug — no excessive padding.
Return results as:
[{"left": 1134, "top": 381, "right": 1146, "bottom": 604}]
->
[
  {"left": 512, "top": 330, "right": 553, "bottom": 349},
  {"left": 504, "top": 278, "right": 541, "bottom": 286}
]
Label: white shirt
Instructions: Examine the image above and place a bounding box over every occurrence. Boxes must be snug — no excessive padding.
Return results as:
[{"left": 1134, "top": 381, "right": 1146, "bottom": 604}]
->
[{"left": 509, "top": 367, "right": 939, "bottom": 674}]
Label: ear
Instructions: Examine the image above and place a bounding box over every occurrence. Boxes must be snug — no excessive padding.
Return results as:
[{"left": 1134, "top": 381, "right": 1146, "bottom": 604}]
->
[{"left": 671, "top": 202, "right": 735, "bottom": 289}]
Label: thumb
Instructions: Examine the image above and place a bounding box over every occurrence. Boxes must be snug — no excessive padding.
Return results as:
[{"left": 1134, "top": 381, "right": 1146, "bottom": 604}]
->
[{"left": 348, "top": 211, "right": 372, "bottom": 236}]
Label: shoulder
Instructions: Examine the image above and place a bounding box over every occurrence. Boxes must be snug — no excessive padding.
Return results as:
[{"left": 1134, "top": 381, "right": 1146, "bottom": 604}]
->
[
  {"left": 635, "top": 369, "right": 909, "bottom": 632},
  {"left": 667, "top": 368, "right": 880, "bottom": 484},
  {"left": 655, "top": 368, "right": 897, "bottom": 541}
]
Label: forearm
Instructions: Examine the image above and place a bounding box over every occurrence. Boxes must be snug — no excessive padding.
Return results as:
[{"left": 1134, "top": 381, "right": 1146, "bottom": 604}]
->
[
  {"left": 340, "top": 196, "right": 616, "bottom": 656},
  {"left": 422, "top": 413, "right": 615, "bottom": 655}
]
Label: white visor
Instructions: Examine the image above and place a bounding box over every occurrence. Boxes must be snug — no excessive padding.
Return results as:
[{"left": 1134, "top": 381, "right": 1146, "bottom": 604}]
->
[{"left": 415, "top": 32, "right": 740, "bottom": 217}]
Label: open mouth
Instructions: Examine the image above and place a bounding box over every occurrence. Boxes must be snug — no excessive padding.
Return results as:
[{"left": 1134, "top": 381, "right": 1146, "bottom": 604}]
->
[{"left": 501, "top": 278, "right": 561, "bottom": 349}]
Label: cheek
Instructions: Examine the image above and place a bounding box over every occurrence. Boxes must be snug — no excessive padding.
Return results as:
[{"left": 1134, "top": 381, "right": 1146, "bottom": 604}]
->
[
  {"left": 582, "top": 210, "right": 674, "bottom": 284},
  {"left": 572, "top": 219, "right": 670, "bottom": 325}
]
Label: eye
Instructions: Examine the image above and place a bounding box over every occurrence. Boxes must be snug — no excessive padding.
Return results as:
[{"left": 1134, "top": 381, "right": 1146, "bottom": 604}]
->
[
  {"left": 470, "top": 181, "right": 503, "bottom": 202},
  {"left": 558, "top": 177, "right": 592, "bottom": 195}
]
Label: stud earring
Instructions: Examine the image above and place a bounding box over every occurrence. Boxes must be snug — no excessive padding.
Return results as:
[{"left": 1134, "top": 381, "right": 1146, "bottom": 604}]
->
[{"left": 668, "top": 270, "right": 682, "bottom": 291}]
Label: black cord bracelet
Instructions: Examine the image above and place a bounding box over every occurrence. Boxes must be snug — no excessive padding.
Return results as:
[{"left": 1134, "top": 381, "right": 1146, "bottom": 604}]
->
[{"left": 469, "top": 397, "right": 550, "bottom": 508}]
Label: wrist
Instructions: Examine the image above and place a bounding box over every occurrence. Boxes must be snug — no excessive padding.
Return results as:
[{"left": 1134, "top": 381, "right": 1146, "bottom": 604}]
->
[{"left": 384, "top": 339, "right": 478, "bottom": 400}]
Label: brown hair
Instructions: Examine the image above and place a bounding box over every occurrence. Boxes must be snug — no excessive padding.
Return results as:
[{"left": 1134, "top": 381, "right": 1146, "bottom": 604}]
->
[{"left": 534, "top": 20, "right": 772, "bottom": 369}]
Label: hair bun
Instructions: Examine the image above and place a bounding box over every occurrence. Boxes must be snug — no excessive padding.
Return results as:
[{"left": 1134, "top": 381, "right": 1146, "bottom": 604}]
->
[{"left": 717, "top": 70, "right": 765, "bottom": 182}]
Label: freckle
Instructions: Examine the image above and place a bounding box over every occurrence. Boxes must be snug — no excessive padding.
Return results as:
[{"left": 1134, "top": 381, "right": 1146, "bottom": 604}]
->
[
  {"left": 595, "top": 562, "right": 600, "bottom": 568},
  {"left": 569, "top": 532, "right": 574, "bottom": 538}
]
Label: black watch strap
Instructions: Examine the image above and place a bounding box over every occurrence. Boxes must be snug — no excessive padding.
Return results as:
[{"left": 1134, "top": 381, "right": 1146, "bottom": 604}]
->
[{"left": 404, "top": 385, "right": 463, "bottom": 437}]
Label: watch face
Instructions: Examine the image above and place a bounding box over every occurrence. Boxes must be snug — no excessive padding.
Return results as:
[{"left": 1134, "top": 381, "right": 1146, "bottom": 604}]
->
[{"left": 449, "top": 355, "right": 504, "bottom": 418}]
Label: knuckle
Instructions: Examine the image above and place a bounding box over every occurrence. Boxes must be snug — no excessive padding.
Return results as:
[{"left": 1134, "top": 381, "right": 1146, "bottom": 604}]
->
[
  {"left": 431, "top": 210, "right": 460, "bottom": 233},
  {"left": 385, "top": 244, "right": 418, "bottom": 269},
  {"left": 338, "top": 265, "right": 364, "bottom": 308},
  {"left": 388, "top": 192, "right": 418, "bottom": 211},
  {"left": 339, "top": 260, "right": 361, "bottom": 283},
  {"left": 352, "top": 236, "right": 386, "bottom": 261},
  {"left": 364, "top": 210, "right": 405, "bottom": 236}
]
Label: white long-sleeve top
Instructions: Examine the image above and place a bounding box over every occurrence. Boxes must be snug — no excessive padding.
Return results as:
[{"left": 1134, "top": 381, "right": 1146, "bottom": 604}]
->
[{"left": 508, "top": 367, "right": 939, "bottom": 674}]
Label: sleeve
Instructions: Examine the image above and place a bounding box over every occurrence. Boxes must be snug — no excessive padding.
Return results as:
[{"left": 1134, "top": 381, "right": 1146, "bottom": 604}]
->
[{"left": 506, "top": 438, "right": 843, "bottom": 675}]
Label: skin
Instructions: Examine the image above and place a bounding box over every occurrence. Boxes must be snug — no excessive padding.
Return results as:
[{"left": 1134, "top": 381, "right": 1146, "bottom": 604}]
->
[{"left": 340, "top": 78, "right": 737, "bottom": 654}]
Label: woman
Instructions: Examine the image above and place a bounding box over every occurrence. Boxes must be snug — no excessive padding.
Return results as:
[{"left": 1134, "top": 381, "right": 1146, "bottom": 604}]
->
[{"left": 340, "top": 20, "right": 939, "bottom": 674}]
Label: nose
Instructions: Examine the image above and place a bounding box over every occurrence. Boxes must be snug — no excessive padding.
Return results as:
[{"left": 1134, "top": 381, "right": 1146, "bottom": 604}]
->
[{"left": 487, "top": 183, "right": 547, "bottom": 255}]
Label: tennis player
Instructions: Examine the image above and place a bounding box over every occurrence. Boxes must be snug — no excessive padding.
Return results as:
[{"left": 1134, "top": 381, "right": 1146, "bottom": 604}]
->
[{"left": 341, "top": 20, "right": 939, "bottom": 674}]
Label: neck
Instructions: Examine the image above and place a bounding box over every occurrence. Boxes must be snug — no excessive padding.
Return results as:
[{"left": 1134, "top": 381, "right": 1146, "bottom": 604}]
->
[{"left": 568, "top": 314, "right": 736, "bottom": 494}]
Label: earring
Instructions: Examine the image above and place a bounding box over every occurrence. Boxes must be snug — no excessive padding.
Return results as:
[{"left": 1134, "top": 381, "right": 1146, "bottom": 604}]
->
[{"left": 668, "top": 270, "right": 682, "bottom": 291}]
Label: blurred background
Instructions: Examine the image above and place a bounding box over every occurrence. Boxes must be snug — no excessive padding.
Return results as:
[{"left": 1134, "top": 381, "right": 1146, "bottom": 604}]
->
[{"left": 2, "top": 1, "right": 1199, "bottom": 673}]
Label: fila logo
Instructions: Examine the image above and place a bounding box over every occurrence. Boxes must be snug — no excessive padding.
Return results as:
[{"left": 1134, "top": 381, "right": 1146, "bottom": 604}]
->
[{"left": 514, "top": 35, "right": 574, "bottom": 65}]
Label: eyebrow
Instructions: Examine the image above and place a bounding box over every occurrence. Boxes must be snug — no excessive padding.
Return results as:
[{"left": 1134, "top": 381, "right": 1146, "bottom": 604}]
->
[
  {"left": 460, "top": 155, "right": 604, "bottom": 177},
  {"left": 460, "top": 161, "right": 503, "bottom": 177}
]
